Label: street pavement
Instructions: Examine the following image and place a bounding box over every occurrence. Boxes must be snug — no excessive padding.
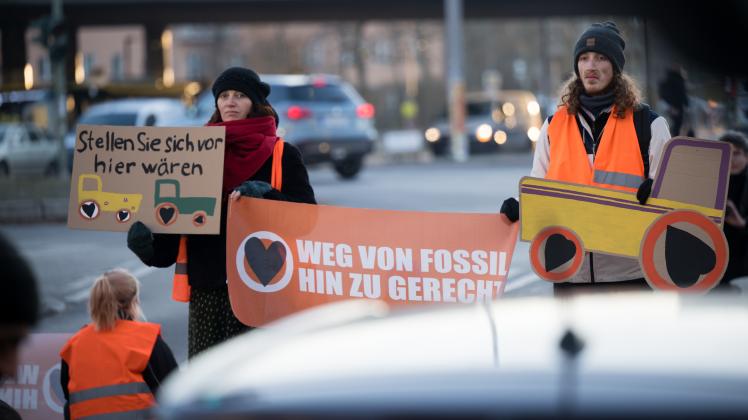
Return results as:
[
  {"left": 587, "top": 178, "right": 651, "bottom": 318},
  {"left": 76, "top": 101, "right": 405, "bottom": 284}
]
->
[{"left": 2, "top": 152, "right": 549, "bottom": 363}]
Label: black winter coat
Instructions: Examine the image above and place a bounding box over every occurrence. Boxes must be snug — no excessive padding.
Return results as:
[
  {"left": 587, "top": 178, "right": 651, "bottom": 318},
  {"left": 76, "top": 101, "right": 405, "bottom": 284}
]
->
[{"left": 143, "top": 142, "right": 316, "bottom": 290}]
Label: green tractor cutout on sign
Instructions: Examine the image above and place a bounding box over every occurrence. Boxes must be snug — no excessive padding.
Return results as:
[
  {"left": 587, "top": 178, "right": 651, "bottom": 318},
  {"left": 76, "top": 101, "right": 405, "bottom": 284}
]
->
[{"left": 154, "top": 179, "right": 217, "bottom": 227}]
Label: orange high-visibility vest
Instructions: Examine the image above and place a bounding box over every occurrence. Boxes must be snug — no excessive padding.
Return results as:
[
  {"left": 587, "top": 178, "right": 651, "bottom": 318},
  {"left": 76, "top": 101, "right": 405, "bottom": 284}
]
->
[
  {"left": 546, "top": 106, "right": 644, "bottom": 192},
  {"left": 171, "top": 138, "right": 285, "bottom": 302},
  {"left": 171, "top": 235, "right": 190, "bottom": 302},
  {"left": 60, "top": 320, "right": 161, "bottom": 420}
]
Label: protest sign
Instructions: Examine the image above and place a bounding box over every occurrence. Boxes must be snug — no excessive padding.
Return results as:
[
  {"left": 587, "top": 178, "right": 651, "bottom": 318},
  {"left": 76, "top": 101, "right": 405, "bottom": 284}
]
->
[
  {"left": 520, "top": 137, "right": 730, "bottom": 292},
  {"left": 67, "top": 125, "right": 225, "bottom": 234}
]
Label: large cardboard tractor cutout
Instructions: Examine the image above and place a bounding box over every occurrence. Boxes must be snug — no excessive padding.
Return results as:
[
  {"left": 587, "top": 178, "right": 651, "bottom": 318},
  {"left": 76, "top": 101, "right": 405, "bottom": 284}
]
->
[{"left": 520, "top": 137, "right": 731, "bottom": 292}]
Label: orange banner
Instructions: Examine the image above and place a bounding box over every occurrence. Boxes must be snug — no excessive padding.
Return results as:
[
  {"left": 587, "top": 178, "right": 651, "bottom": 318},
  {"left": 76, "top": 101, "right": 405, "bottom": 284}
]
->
[
  {"left": 227, "top": 199, "right": 519, "bottom": 326},
  {"left": 0, "top": 334, "right": 71, "bottom": 420}
]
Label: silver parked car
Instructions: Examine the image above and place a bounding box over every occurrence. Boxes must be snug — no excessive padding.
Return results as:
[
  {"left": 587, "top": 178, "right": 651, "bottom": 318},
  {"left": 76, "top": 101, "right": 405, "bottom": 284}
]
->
[
  {"left": 187, "top": 74, "right": 378, "bottom": 179},
  {"left": 157, "top": 292, "right": 748, "bottom": 418},
  {"left": 65, "top": 98, "right": 189, "bottom": 172},
  {"left": 0, "top": 122, "right": 62, "bottom": 176}
]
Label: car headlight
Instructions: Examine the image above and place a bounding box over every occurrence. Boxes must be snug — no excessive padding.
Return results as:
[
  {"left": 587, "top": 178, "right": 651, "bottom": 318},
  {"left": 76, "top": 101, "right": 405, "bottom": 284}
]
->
[
  {"left": 424, "top": 127, "right": 441, "bottom": 142},
  {"left": 491, "top": 108, "right": 504, "bottom": 123},
  {"left": 502, "top": 102, "right": 515, "bottom": 117},
  {"left": 475, "top": 124, "right": 493, "bottom": 143},
  {"left": 527, "top": 126, "right": 540, "bottom": 142},
  {"left": 527, "top": 100, "right": 540, "bottom": 116},
  {"left": 494, "top": 130, "right": 507, "bottom": 145}
]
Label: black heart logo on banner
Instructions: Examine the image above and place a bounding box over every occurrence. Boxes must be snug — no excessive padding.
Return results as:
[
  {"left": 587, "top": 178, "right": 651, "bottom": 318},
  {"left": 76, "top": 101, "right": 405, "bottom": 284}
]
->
[
  {"left": 545, "top": 233, "right": 576, "bottom": 272},
  {"left": 665, "top": 225, "right": 716, "bottom": 288},
  {"left": 244, "top": 237, "right": 287, "bottom": 286}
]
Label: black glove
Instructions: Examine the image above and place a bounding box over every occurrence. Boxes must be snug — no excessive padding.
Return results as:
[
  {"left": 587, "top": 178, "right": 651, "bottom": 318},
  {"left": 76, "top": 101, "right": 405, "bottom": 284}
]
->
[
  {"left": 234, "top": 180, "right": 272, "bottom": 198},
  {"left": 127, "top": 221, "right": 154, "bottom": 262},
  {"left": 636, "top": 178, "right": 654, "bottom": 205},
  {"left": 500, "top": 197, "right": 520, "bottom": 223}
]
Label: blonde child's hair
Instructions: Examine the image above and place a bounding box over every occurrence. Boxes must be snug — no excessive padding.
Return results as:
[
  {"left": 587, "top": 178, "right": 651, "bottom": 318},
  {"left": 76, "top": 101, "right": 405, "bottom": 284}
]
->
[{"left": 88, "top": 268, "right": 144, "bottom": 331}]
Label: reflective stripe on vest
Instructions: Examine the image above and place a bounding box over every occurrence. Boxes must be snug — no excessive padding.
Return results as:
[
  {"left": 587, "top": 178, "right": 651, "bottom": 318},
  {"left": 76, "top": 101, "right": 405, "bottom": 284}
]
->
[
  {"left": 70, "top": 382, "right": 150, "bottom": 404},
  {"left": 78, "top": 407, "right": 151, "bottom": 419},
  {"left": 546, "top": 106, "right": 644, "bottom": 192},
  {"left": 593, "top": 169, "right": 643, "bottom": 189}
]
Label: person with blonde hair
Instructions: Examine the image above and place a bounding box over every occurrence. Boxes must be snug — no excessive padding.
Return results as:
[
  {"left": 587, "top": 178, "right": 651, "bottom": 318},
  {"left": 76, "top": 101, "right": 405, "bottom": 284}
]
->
[
  {"left": 500, "top": 21, "right": 672, "bottom": 295},
  {"left": 59, "top": 268, "right": 177, "bottom": 420}
]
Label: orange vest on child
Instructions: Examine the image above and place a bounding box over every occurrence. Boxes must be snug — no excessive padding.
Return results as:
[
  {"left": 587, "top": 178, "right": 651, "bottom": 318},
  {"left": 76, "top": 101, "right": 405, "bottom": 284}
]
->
[{"left": 60, "top": 320, "right": 160, "bottom": 420}]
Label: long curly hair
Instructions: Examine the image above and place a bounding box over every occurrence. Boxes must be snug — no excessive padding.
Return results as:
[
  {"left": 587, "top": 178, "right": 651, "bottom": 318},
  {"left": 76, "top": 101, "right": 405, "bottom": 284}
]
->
[{"left": 559, "top": 72, "right": 642, "bottom": 118}]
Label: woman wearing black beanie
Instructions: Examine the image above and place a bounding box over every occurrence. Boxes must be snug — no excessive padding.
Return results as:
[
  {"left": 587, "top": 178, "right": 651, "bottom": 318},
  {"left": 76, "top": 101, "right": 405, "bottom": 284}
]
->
[{"left": 127, "top": 67, "right": 316, "bottom": 358}]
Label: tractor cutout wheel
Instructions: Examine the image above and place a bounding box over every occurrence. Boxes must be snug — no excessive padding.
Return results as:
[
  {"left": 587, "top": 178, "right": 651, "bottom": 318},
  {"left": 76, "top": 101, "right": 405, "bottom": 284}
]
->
[
  {"left": 78, "top": 200, "right": 101, "bottom": 221},
  {"left": 529, "top": 226, "right": 584, "bottom": 282},
  {"left": 192, "top": 211, "right": 207, "bottom": 227},
  {"left": 155, "top": 202, "right": 179, "bottom": 226},
  {"left": 640, "top": 210, "right": 727, "bottom": 293}
]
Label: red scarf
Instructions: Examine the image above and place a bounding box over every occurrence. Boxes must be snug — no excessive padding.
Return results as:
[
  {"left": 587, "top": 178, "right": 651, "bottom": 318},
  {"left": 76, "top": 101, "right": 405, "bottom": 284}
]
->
[{"left": 208, "top": 116, "right": 278, "bottom": 197}]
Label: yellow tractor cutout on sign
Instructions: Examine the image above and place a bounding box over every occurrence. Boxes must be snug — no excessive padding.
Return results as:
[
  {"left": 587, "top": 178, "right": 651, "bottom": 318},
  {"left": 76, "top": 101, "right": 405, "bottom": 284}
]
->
[
  {"left": 520, "top": 137, "right": 731, "bottom": 292},
  {"left": 77, "top": 173, "right": 143, "bottom": 223}
]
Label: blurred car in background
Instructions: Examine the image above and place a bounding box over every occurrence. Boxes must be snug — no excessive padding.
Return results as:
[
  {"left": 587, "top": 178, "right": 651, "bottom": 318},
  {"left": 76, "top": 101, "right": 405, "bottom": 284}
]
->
[
  {"left": 0, "top": 122, "right": 62, "bottom": 177},
  {"left": 187, "top": 74, "right": 378, "bottom": 179},
  {"left": 65, "top": 98, "right": 189, "bottom": 172},
  {"left": 157, "top": 292, "right": 748, "bottom": 418},
  {"left": 424, "top": 90, "right": 542, "bottom": 156}
]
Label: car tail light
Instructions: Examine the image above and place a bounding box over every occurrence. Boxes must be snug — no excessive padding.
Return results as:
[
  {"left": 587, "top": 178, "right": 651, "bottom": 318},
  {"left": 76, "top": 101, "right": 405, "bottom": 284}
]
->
[
  {"left": 356, "top": 103, "right": 375, "bottom": 119},
  {"left": 287, "top": 105, "right": 312, "bottom": 120},
  {"left": 312, "top": 77, "right": 327, "bottom": 88}
]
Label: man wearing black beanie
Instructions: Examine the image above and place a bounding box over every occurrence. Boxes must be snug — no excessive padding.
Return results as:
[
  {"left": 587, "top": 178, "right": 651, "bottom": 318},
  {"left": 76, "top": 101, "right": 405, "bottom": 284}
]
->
[
  {"left": 500, "top": 21, "right": 673, "bottom": 295},
  {"left": 573, "top": 21, "right": 626, "bottom": 76}
]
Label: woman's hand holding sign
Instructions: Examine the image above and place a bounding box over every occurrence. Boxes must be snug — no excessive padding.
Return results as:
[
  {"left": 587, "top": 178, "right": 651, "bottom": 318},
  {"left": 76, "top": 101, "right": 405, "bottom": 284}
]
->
[
  {"left": 127, "top": 221, "right": 155, "bottom": 262},
  {"left": 230, "top": 180, "right": 272, "bottom": 201}
]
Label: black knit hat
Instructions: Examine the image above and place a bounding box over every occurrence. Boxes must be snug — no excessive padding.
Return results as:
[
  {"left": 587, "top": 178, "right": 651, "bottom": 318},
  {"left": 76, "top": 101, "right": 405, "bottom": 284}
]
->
[
  {"left": 573, "top": 21, "right": 626, "bottom": 75},
  {"left": 211, "top": 67, "right": 271, "bottom": 107}
]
